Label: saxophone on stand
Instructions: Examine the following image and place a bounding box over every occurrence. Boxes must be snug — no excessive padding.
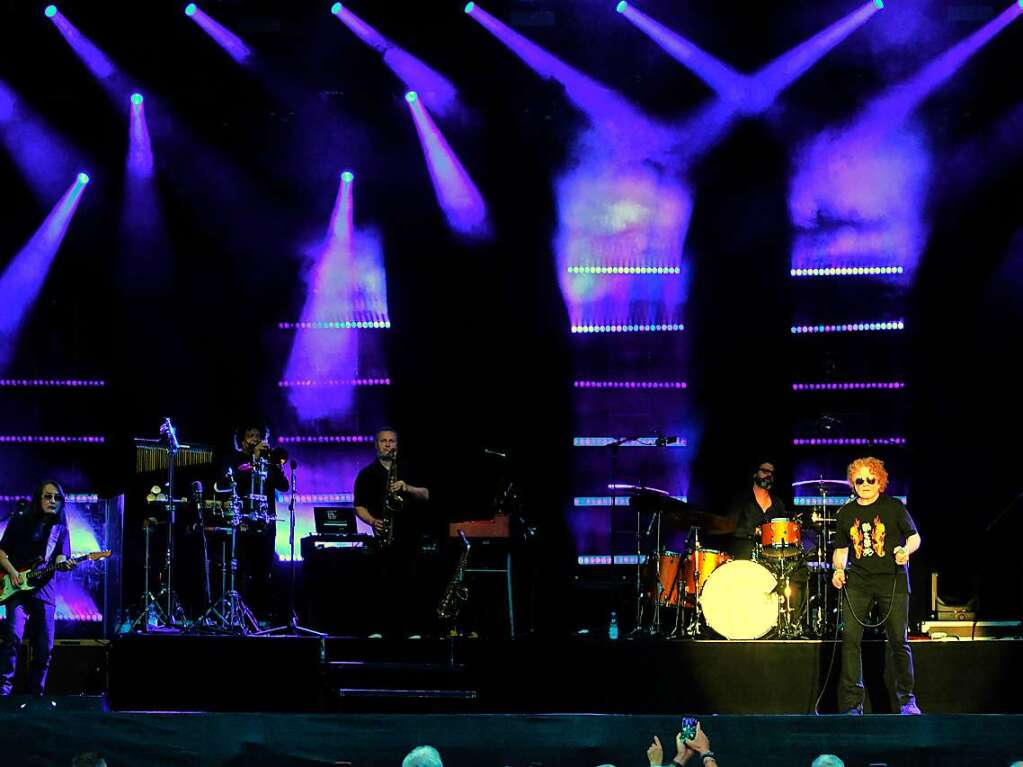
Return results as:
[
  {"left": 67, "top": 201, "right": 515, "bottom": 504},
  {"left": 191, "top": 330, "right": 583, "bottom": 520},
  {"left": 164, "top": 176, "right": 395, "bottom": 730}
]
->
[{"left": 437, "top": 531, "right": 472, "bottom": 626}]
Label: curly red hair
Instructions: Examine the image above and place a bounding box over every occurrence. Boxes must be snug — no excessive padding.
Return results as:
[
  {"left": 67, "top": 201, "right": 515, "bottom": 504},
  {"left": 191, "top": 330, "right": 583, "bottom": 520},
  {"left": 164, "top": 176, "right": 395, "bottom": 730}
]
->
[{"left": 847, "top": 456, "right": 889, "bottom": 492}]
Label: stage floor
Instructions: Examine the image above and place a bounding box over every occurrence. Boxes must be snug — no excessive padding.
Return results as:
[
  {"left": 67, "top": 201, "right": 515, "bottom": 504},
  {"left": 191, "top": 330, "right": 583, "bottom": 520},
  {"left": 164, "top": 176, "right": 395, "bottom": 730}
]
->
[{"left": 95, "top": 634, "right": 1023, "bottom": 715}]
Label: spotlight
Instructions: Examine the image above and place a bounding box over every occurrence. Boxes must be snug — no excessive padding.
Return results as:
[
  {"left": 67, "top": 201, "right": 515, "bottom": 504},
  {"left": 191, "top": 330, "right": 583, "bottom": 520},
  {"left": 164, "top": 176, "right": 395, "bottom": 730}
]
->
[
  {"left": 130, "top": 92, "right": 143, "bottom": 106},
  {"left": 616, "top": 1, "right": 627, "bottom": 12},
  {"left": 44, "top": 5, "right": 57, "bottom": 17},
  {"left": 340, "top": 170, "right": 354, "bottom": 183},
  {"left": 405, "top": 90, "right": 418, "bottom": 103},
  {"left": 77, "top": 172, "right": 90, "bottom": 184},
  {"left": 184, "top": 3, "right": 197, "bottom": 16},
  {"left": 464, "top": 2, "right": 475, "bottom": 12},
  {"left": 331, "top": 2, "right": 342, "bottom": 14},
  {"left": 873, "top": 0, "right": 883, "bottom": 8}
]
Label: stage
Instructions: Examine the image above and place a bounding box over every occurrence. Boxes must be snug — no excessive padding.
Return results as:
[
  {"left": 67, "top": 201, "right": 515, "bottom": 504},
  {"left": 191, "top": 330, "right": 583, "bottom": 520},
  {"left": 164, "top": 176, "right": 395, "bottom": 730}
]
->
[
  {"left": 44, "top": 634, "right": 1023, "bottom": 715},
  {"left": 6, "top": 632, "right": 1023, "bottom": 764}
]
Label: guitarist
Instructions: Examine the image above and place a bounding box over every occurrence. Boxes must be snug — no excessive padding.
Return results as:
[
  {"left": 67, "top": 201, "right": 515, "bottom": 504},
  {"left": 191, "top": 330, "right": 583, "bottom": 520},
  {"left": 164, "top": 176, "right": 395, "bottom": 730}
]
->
[{"left": 0, "top": 480, "right": 76, "bottom": 696}]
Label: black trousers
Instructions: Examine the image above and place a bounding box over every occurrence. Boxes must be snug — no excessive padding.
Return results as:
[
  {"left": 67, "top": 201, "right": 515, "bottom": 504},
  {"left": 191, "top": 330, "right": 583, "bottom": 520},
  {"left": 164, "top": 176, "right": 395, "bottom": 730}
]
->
[
  {"left": 839, "top": 575, "right": 916, "bottom": 711},
  {"left": 0, "top": 594, "right": 56, "bottom": 696}
]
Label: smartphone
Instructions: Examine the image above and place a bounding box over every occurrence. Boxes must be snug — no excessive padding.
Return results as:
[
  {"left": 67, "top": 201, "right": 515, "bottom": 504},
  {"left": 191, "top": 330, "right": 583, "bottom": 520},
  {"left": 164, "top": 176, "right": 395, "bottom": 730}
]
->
[{"left": 680, "top": 716, "right": 698, "bottom": 741}]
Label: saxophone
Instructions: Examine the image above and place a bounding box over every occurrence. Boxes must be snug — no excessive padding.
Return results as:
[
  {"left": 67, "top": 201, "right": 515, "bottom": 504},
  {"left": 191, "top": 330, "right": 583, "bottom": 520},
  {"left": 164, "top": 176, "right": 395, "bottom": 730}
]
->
[
  {"left": 377, "top": 450, "right": 402, "bottom": 549},
  {"left": 437, "top": 531, "right": 472, "bottom": 622}
]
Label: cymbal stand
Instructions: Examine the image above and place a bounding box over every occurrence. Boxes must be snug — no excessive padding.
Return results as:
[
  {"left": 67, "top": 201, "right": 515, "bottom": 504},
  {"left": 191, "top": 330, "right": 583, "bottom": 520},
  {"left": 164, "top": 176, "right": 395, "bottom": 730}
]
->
[
  {"left": 669, "top": 526, "right": 694, "bottom": 639},
  {"left": 650, "top": 509, "right": 664, "bottom": 635},
  {"left": 810, "top": 480, "right": 832, "bottom": 637},
  {"left": 684, "top": 526, "right": 705, "bottom": 638},
  {"left": 207, "top": 522, "right": 260, "bottom": 634},
  {"left": 129, "top": 517, "right": 169, "bottom": 631},
  {"left": 775, "top": 553, "right": 800, "bottom": 639}
]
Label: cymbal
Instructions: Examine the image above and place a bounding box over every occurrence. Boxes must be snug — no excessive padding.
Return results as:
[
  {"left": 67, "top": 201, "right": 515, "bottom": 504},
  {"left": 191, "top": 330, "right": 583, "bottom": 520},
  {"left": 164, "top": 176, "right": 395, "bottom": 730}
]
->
[
  {"left": 607, "top": 483, "right": 672, "bottom": 497},
  {"left": 791, "top": 479, "right": 851, "bottom": 488}
]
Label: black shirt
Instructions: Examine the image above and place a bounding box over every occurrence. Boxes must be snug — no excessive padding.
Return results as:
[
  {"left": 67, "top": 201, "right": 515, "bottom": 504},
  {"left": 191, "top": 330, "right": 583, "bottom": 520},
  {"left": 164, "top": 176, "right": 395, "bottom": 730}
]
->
[
  {"left": 726, "top": 490, "right": 788, "bottom": 542},
  {"left": 354, "top": 459, "right": 422, "bottom": 548},
  {"left": 834, "top": 495, "right": 917, "bottom": 592},
  {"left": 0, "top": 511, "right": 71, "bottom": 604}
]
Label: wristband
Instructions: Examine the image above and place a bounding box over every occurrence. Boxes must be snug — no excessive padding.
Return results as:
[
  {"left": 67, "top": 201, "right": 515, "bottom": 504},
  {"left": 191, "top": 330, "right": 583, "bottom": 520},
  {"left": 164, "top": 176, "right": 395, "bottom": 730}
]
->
[{"left": 701, "top": 752, "right": 716, "bottom": 763}]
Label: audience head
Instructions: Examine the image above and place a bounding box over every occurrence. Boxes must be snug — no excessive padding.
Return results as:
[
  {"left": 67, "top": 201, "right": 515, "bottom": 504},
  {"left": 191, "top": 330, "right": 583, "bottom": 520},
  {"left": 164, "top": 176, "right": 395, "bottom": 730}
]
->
[
  {"left": 72, "top": 755, "right": 108, "bottom": 767},
  {"left": 402, "top": 745, "right": 443, "bottom": 767},
  {"left": 812, "top": 756, "right": 845, "bottom": 767}
]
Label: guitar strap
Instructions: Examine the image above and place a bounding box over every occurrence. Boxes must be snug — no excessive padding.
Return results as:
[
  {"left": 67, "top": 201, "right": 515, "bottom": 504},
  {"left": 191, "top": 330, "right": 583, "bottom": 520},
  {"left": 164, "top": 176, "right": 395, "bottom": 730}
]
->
[{"left": 42, "top": 521, "right": 67, "bottom": 568}]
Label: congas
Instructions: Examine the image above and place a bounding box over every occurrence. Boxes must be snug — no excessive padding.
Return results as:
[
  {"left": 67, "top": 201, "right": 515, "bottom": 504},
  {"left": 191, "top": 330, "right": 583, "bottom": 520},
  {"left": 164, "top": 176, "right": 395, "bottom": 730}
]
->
[{"left": 700, "top": 559, "right": 779, "bottom": 639}]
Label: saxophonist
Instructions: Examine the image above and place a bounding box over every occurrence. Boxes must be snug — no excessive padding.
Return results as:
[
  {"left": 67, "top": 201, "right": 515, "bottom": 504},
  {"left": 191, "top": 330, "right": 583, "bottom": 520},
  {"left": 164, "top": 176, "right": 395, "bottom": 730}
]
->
[{"left": 354, "top": 427, "right": 431, "bottom": 638}]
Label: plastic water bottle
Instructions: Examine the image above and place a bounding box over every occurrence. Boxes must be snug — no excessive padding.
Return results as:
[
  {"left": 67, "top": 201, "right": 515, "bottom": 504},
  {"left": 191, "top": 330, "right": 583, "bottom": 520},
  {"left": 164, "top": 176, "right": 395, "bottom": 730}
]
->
[{"left": 608, "top": 610, "right": 619, "bottom": 640}]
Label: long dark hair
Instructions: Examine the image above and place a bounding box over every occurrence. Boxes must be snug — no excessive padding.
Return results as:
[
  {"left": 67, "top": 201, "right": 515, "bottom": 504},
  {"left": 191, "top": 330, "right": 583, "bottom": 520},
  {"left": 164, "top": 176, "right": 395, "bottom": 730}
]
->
[{"left": 29, "top": 479, "right": 68, "bottom": 524}]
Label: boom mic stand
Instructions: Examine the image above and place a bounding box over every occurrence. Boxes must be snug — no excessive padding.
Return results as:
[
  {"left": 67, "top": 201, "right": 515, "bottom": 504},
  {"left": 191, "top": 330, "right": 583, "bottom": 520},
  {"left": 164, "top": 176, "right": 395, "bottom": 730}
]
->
[{"left": 256, "top": 460, "right": 325, "bottom": 640}]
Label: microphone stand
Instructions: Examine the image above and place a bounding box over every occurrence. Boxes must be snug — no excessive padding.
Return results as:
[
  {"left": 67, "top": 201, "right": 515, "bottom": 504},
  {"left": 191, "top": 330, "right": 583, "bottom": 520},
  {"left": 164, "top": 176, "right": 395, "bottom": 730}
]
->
[
  {"left": 159, "top": 418, "right": 185, "bottom": 627},
  {"left": 255, "top": 460, "right": 326, "bottom": 642}
]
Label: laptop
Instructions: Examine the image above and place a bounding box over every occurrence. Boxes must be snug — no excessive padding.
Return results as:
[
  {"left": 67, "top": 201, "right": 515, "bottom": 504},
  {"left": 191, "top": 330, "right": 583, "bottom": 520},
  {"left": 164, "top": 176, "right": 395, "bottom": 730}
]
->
[{"left": 313, "top": 506, "right": 358, "bottom": 535}]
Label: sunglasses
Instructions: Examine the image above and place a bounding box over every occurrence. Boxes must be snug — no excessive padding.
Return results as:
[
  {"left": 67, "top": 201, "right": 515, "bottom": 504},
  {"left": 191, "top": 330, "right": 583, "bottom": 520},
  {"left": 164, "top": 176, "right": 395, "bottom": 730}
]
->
[{"left": 854, "top": 477, "right": 877, "bottom": 486}]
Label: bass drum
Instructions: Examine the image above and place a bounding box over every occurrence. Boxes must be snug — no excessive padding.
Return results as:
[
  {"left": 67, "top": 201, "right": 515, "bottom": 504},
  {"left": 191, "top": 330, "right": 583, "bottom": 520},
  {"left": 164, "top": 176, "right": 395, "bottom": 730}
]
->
[{"left": 700, "top": 559, "right": 779, "bottom": 639}]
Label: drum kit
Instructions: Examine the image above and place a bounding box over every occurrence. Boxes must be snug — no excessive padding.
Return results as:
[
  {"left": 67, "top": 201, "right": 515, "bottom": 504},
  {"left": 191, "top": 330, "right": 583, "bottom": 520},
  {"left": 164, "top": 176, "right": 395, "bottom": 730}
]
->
[
  {"left": 129, "top": 419, "right": 286, "bottom": 635},
  {"left": 627, "top": 479, "right": 851, "bottom": 640}
]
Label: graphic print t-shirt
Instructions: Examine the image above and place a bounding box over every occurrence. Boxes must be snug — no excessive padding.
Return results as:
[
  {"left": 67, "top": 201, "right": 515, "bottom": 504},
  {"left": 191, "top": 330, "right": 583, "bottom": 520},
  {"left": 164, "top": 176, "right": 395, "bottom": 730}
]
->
[{"left": 834, "top": 495, "right": 917, "bottom": 592}]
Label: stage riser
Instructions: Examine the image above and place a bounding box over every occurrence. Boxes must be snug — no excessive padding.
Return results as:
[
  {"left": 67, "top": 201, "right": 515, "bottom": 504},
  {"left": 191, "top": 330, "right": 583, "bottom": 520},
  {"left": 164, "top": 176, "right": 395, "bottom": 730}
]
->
[{"left": 100, "top": 636, "right": 1023, "bottom": 714}]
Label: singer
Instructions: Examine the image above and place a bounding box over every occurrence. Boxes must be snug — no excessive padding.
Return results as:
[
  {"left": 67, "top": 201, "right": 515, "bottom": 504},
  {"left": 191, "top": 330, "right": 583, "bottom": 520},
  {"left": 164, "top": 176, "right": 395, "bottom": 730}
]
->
[{"left": 832, "top": 457, "right": 922, "bottom": 715}]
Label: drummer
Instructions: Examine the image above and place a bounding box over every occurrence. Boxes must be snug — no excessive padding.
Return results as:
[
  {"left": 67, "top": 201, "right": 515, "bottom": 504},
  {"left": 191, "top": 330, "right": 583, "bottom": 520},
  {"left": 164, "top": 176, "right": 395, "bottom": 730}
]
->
[{"left": 722, "top": 460, "right": 788, "bottom": 560}]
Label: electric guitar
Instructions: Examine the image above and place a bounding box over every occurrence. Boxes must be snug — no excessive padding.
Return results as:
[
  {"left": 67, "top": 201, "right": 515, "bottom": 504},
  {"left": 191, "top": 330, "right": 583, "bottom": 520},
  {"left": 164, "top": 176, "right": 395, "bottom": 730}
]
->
[{"left": 0, "top": 551, "right": 111, "bottom": 605}]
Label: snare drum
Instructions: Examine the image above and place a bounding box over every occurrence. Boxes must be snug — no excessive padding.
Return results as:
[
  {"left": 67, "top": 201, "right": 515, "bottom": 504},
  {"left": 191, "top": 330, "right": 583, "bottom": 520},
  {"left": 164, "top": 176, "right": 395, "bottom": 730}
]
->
[
  {"left": 646, "top": 551, "right": 685, "bottom": 607},
  {"left": 682, "top": 549, "right": 731, "bottom": 601},
  {"left": 700, "top": 559, "right": 779, "bottom": 639},
  {"left": 757, "top": 518, "right": 802, "bottom": 558}
]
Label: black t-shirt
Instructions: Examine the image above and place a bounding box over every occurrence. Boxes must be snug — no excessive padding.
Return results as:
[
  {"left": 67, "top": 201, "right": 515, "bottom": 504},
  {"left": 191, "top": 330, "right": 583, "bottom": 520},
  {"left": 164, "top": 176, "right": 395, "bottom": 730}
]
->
[
  {"left": 354, "top": 459, "right": 424, "bottom": 548},
  {"left": 0, "top": 511, "right": 71, "bottom": 604},
  {"left": 726, "top": 491, "right": 788, "bottom": 541},
  {"left": 834, "top": 495, "right": 917, "bottom": 592}
]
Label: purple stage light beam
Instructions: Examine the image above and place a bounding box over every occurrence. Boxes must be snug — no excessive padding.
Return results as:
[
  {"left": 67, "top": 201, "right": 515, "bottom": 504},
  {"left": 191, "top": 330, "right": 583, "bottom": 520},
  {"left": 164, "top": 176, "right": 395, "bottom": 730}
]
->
[
  {"left": 283, "top": 172, "right": 390, "bottom": 422},
  {"left": 0, "top": 174, "right": 90, "bottom": 370},
  {"left": 0, "top": 78, "right": 81, "bottom": 202},
  {"left": 854, "top": 1, "right": 1022, "bottom": 138},
  {"left": 404, "top": 92, "right": 490, "bottom": 239},
  {"left": 616, "top": 3, "right": 746, "bottom": 102},
  {"left": 127, "top": 93, "right": 153, "bottom": 178},
  {"left": 185, "top": 4, "right": 252, "bottom": 65},
  {"left": 46, "top": 8, "right": 117, "bottom": 80},
  {"left": 330, "top": 4, "right": 459, "bottom": 118},
  {"left": 465, "top": 3, "right": 646, "bottom": 128},
  {"left": 748, "top": 0, "right": 882, "bottom": 112},
  {"left": 122, "top": 92, "right": 171, "bottom": 288}
]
